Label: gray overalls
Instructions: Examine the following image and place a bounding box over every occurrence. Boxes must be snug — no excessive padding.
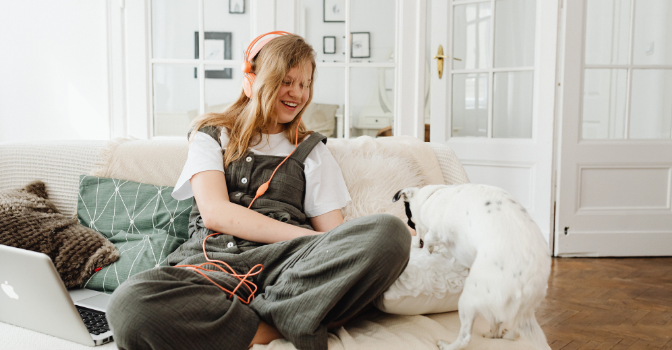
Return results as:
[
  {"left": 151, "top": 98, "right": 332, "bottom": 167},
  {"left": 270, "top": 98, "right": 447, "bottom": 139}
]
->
[{"left": 106, "top": 127, "right": 410, "bottom": 350}]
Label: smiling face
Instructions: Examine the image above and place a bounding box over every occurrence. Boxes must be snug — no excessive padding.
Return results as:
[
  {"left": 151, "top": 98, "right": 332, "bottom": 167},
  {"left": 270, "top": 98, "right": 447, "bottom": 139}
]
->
[{"left": 272, "top": 65, "right": 312, "bottom": 132}]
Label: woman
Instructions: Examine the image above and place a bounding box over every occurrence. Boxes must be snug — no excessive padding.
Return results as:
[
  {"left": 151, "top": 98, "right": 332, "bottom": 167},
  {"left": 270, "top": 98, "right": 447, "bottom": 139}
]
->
[{"left": 107, "top": 32, "right": 410, "bottom": 350}]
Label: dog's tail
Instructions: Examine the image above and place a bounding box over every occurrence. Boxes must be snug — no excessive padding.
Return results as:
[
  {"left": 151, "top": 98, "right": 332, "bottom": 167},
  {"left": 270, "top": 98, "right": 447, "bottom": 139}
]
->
[{"left": 517, "top": 313, "right": 551, "bottom": 350}]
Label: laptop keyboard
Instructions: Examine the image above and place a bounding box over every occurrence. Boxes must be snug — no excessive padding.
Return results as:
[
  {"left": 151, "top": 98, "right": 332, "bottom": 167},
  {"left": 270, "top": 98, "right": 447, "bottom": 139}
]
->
[{"left": 75, "top": 305, "right": 110, "bottom": 335}]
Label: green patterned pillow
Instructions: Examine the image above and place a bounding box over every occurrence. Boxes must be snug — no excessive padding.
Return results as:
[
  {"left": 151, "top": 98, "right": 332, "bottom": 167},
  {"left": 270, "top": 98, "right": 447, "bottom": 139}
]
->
[
  {"left": 81, "top": 231, "right": 184, "bottom": 293},
  {"left": 77, "top": 175, "right": 192, "bottom": 292},
  {"left": 77, "top": 175, "right": 191, "bottom": 240}
]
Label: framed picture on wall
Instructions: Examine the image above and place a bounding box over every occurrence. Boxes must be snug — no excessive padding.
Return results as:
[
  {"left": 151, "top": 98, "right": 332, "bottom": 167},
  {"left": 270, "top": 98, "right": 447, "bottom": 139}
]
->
[
  {"left": 351, "top": 32, "right": 370, "bottom": 58},
  {"left": 324, "top": 0, "right": 345, "bottom": 22},
  {"left": 194, "top": 32, "right": 232, "bottom": 79},
  {"left": 323, "top": 36, "right": 336, "bottom": 54},
  {"left": 229, "top": 0, "right": 245, "bottom": 14}
]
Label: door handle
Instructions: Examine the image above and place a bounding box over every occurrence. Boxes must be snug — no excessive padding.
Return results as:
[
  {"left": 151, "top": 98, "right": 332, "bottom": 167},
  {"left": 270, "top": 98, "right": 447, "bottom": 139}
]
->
[
  {"left": 432, "top": 46, "right": 463, "bottom": 79},
  {"left": 432, "top": 45, "right": 446, "bottom": 79}
]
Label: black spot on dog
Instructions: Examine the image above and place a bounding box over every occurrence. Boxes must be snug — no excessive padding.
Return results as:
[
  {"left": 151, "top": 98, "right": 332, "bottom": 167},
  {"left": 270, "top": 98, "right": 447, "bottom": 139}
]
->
[
  {"left": 485, "top": 201, "right": 491, "bottom": 206},
  {"left": 497, "top": 200, "right": 502, "bottom": 205},
  {"left": 488, "top": 210, "right": 491, "bottom": 213},
  {"left": 487, "top": 288, "right": 490, "bottom": 294},
  {"left": 521, "top": 207, "right": 527, "bottom": 213},
  {"left": 509, "top": 199, "right": 515, "bottom": 203}
]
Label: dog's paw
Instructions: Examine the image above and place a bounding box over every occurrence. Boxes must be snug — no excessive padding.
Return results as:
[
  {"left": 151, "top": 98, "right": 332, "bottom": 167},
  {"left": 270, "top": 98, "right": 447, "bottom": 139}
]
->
[
  {"left": 483, "top": 331, "right": 502, "bottom": 339},
  {"left": 502, "top": 329, "right": 520, "bottom": 341}
]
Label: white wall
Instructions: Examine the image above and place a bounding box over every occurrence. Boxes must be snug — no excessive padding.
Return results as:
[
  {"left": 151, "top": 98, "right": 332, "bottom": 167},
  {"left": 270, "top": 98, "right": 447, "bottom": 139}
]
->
[{"left": 0, "top": 1, "right": 110, "bottom": 143}]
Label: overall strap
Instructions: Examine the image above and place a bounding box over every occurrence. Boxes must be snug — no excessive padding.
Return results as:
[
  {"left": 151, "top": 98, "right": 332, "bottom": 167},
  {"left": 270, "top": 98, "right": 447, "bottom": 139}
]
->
[
  {"left": 290, "top": 132, "right": 327, "bottom": 163},
  {"left": 188, "top": 126, "right": 223, "bottom": 148}
]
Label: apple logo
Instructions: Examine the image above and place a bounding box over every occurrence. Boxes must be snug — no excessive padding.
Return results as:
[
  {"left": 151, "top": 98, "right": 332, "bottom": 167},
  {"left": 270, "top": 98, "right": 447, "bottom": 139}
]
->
[{"left": 2, "top": 281, "right": 19, "bottom": 300}]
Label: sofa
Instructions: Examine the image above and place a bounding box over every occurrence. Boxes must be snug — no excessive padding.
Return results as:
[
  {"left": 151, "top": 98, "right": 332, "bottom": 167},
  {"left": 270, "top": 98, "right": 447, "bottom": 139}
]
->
[{"left": 0, "top": 137, "right": 540, "bottom": 350}]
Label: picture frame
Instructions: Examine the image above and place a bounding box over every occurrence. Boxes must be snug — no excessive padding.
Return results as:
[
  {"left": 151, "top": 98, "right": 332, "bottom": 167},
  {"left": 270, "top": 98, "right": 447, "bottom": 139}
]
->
[
  {"left": 194, "top": 32, "right": 232, "bottom": 79},
  {"left": 229, "top": 0, "right": 245, "bottom": 14},
  {"left": 323, "top": 0, "right": 345, "bottom": 22},
  {"left": 350, "top": 32, "right": 370, "bottom": 58},
  {"left": 323, "top": 36, "right": 336, "bottom": 54}
]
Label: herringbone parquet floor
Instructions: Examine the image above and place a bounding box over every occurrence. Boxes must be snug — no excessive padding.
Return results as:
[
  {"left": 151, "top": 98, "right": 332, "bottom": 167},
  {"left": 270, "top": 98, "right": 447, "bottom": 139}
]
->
[{"left": 537, "top": 258, "right": 672, "bottom": 349}]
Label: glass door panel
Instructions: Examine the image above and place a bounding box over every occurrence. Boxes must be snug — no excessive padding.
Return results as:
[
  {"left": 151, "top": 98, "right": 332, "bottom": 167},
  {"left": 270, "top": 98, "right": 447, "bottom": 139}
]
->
[
  {"left": 453, "top": 2, "right": 491, "bottom": 70},
  {"left": 584, "top": 0, "right": 630, "bottom": 65},
  {"left": 493, "top": 70, "right": 534, "bottom": 138},
  {"left": 153, "top": 64, "right": 199, "bottom": 137},
  {"left": 204, "top": 0, "right": 250, "bottom": 61},
  {"left": 493, "top": 0, "right": 536, "bottom": 68},
  {"left": 582, "top": 0, "right": 672, "bottom": 140},
  {"left": 350, "top": 67, "right": 395, "bottom": 137},
  {"left": 203, "top": 64, "right": 244, "bottom": 116},
  {"left": 633, "top": 0, "right": 672, "bottom": 65},
  {"left": 450, "top": 0, "right": 534, "bottom": 139},
  {"left": 311, "top": 67, "right": 345, "bottom": 138},
  {"left": 581, "top": 69, "right": 627, "bottom": 139},
  {"left": 452, "top": 73, "right": 489, "bottom": 137},
  {"left": 301, "top": 0, "right": 345, "bottom": 63},
  {"left": 629, "top": 69, "right": 672, "bottom": 139},
  {"left": 301, "top": 0, "right": 397, "bottom": 138},
  {"left": 350, "top": 0, "right": 396, "bottom": 63},
  {"left": 152, "top": 0, "right": 198, "bottom": 59}
]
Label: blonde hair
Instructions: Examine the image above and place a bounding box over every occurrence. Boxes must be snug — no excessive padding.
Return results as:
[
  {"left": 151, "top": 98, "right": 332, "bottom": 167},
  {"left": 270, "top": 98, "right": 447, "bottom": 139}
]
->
[{"left": 190, "top": 34, "right": 316, "bottom": 170}]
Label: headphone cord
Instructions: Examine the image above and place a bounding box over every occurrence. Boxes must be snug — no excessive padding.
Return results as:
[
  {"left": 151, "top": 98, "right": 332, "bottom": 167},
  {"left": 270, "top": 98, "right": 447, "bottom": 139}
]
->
[{"left": 177, "top": 118, "right": 303, "bottom": 304}]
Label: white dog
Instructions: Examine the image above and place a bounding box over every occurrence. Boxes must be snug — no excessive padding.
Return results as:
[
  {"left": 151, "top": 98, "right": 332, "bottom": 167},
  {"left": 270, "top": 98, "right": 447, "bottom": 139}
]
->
[{"left": 393, "top": 184, "right": 551, "bottom": 350}]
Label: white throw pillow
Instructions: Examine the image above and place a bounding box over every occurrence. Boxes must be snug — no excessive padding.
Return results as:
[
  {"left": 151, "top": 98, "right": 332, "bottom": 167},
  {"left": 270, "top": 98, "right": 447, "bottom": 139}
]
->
[
  {"left": 374, "top": 291, "right": 461, "bottom": 315},
  {"left": 374, "top": 247, "right": 469, "bottom": 315}
]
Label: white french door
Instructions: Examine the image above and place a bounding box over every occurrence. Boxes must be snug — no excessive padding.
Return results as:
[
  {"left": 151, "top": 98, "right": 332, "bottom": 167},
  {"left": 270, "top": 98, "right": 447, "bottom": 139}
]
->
[
  {"left": 429, "top": 0, "right": 559, "bottom": 245},
  {"left": 556, "top": 0, "right": 672, "bottom": 256}
]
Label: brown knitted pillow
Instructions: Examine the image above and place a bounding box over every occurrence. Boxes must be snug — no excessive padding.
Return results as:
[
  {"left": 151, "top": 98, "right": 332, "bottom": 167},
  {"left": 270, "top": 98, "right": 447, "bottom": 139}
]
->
[{"left": 0, "top": 181, "right": 119, "bottom": 288}]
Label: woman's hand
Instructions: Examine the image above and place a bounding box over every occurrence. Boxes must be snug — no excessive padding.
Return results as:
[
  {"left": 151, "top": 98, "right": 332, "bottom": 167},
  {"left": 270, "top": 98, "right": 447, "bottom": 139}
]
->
[{"left": 191, "top": 170, "right": 316, "bottom": 243}]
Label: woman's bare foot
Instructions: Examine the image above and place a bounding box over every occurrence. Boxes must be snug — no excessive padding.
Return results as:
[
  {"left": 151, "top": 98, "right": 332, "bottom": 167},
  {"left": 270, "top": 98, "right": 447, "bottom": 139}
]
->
[{"left": 248, "top": 321, "right": 284, "bottom": 348}]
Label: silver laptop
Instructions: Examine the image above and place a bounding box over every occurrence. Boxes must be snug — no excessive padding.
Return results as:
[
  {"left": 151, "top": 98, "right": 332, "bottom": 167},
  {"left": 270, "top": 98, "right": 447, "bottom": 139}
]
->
[{"left": 0, "top": 245, "right": 114, "bottom": 346}]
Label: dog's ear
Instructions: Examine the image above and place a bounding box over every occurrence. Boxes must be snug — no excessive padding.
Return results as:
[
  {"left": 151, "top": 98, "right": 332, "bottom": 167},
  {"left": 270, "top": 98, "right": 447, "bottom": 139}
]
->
[{"left": 392, "top": 188, "right": 418, "bottom": 202}]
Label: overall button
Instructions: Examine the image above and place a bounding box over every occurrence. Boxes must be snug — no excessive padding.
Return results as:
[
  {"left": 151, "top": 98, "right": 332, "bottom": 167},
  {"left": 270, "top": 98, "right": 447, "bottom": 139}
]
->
[
  {"left": 227, "top": 242, "right": 234, "bottom": 248},
  {"left": 241, "top": 178, "right": 248, "bottom": 184},
  {"left": 235, "top": 192, "right": 242, "bottom": 197},
  {"left": 246, "top": 156, "right": 252, "bottom": 162}
]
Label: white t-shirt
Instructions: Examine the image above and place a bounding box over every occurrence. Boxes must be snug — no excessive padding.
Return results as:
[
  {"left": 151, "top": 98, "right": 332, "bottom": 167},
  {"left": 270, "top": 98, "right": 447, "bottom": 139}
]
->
[{"left": 171, "top": 130, "right": 351, "bottom": 218}]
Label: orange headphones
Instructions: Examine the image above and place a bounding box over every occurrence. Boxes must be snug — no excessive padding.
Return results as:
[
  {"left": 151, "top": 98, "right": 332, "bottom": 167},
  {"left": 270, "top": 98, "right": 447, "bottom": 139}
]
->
[
  {"left": 241, "top": 31, "right": 291, "bottom": 98},
  {"left": 177, "top": 31, "right": 307, "bottom": 304}
]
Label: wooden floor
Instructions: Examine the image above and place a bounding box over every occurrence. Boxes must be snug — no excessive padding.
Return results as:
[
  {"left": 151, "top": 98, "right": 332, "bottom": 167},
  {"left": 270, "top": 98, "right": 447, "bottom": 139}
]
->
[{"left": 537, "top": 258, "right": 672, "bottom": 349}]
